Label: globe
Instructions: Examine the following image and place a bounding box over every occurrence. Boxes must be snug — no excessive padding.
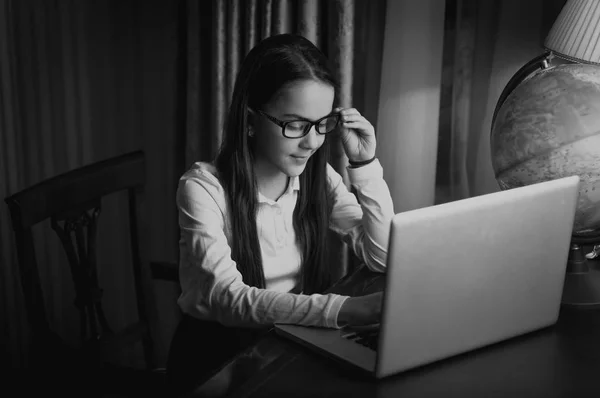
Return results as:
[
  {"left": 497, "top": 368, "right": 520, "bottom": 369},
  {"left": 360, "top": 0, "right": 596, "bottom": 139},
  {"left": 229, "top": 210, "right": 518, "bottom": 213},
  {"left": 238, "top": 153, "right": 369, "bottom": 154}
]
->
[{"left": 491, "top": 63, "right": 600, "bottom": 234}]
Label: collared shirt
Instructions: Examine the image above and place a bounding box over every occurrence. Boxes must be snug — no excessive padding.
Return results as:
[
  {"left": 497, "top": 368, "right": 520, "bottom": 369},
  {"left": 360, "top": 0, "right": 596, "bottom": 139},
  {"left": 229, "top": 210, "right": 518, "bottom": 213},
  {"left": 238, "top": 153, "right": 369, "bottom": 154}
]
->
[{"left": 176, "top": 159, "right": 394, "bottom": 329}]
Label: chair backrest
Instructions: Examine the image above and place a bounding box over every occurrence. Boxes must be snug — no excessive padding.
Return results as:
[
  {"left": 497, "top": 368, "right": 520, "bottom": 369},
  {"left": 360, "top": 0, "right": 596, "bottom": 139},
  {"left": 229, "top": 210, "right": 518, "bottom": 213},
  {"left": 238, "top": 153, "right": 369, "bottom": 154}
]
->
[{"left": 4, "top": 150, "right": 146, "bottom": 341}]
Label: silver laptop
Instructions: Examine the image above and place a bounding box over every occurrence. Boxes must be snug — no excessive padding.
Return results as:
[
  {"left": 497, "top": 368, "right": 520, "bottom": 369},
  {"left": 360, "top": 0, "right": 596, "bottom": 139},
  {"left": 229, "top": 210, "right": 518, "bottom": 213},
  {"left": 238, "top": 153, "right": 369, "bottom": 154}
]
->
[{"left": 274, "top": 176, "right": 580, "bottom": 379}]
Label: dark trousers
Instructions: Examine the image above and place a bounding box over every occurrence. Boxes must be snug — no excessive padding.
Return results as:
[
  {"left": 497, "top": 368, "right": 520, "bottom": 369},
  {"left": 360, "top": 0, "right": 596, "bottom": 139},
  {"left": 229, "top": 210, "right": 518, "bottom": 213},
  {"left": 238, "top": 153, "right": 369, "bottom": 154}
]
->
[{"left": 166, "top": 315, "right": 266, "bottom": 396}]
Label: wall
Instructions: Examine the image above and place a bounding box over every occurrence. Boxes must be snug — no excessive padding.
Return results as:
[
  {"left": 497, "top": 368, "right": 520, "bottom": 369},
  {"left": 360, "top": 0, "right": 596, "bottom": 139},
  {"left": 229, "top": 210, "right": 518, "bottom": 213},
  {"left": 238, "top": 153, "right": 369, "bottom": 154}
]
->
[{"left": 376, "top": 0, "right": 446, "bottom": 212}]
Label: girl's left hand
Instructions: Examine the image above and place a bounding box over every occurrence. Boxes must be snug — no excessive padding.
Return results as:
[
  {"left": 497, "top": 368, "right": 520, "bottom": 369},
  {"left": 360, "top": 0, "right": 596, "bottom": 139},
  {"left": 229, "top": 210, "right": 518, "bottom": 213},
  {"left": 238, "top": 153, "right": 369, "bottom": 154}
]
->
[{"left": 336, "top": 107, "right": 377, "bottom": 163}]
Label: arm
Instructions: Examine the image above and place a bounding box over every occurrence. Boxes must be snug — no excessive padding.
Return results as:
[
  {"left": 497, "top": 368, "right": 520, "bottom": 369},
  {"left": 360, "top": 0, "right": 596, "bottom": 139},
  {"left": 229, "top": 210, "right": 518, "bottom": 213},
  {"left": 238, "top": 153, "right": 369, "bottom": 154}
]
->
[
  {"left": 328, "top": 160, "right": 394, "bottom": 273},
  {"left": 330, "top": 107, "right": 395, "bottom": 273},
  {"left": 176, "top": 172, "right": 348, "bottom": 329}
]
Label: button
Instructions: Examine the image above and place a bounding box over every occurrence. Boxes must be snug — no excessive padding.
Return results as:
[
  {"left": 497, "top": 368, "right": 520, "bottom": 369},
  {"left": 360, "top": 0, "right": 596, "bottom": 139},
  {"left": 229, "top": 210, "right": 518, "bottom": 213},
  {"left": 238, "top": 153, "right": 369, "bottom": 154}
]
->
[{"left": 276, "top": 208, "right": 282, "bottom": 215}]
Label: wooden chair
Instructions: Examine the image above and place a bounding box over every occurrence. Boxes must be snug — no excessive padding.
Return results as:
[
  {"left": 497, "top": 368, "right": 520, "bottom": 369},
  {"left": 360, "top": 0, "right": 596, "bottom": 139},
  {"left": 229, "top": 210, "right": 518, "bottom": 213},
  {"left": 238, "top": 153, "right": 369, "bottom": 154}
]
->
[{"left": 4, "top": 150, "right": 163, "bottom": 394}]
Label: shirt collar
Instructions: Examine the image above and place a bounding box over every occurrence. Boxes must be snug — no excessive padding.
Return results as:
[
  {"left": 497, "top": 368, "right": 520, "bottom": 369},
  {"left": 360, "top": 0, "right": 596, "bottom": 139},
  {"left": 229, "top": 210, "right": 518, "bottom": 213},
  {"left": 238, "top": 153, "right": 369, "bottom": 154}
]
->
[{"left": 257, "top": 176, "right": 300, "bottom": 204}]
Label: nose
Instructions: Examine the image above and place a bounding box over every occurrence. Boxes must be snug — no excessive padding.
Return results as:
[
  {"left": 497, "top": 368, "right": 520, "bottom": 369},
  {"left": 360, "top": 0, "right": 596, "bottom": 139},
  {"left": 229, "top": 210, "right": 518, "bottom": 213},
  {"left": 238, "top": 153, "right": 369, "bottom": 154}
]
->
[{"left": 300, "top": 125, "right": 322, "bottom": 150}]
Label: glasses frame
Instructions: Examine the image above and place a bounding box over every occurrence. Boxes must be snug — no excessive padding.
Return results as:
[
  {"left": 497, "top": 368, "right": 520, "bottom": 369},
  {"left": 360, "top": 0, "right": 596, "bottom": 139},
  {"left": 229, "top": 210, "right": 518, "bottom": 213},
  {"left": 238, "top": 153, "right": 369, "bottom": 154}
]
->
[{"left": 254, "top": 109, "right": 340, "bottom": 139}]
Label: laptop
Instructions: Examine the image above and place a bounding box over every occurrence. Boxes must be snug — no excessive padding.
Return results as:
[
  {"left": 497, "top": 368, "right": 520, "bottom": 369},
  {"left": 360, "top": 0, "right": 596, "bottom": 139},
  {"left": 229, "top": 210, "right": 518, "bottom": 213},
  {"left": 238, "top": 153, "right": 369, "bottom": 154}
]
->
[{"left": 274, "top": 176, "right": 580, "bottom": 379}]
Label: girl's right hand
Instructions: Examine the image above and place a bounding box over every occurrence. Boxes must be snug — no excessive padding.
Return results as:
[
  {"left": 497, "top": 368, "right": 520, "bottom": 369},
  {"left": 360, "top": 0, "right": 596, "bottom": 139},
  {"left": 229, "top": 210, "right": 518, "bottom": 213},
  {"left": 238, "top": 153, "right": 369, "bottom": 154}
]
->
[{"left": 337, "top": 291, "right": 383, "bottom": 327}]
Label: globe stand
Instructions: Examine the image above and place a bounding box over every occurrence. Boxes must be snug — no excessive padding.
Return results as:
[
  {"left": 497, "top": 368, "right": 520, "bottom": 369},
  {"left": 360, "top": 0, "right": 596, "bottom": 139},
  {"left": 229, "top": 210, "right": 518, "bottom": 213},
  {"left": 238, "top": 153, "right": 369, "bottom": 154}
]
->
[{"left": 561, "top": 231, "right": 600, "bottom": 309}]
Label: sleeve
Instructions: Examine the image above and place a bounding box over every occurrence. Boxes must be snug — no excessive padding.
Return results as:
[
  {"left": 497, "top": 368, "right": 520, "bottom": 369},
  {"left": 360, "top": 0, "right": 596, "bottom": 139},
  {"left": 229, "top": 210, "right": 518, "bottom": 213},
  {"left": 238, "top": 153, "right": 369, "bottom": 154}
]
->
[
  {"left": 176, "top": 174, "right": 349, "bottom": 329},
  {"left": 327, "top": 159, "right": 395, "bottom": 273}
]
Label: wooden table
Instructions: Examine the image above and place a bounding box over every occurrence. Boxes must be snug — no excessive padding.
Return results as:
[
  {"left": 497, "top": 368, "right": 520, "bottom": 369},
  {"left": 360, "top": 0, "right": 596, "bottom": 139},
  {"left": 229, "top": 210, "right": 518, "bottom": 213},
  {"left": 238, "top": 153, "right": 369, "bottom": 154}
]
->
[{"left": 189, "top": 266, "right": 600, "bottom": 398}]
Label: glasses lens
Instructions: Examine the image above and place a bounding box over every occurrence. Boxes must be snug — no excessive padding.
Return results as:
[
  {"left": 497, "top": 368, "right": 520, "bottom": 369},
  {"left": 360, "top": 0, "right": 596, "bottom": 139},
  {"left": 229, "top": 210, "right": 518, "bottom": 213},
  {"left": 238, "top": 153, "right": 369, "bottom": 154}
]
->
[
  {"left": 317, "top": 116, "right": 339, "bottom": 134},
  {"left": 284, "top": 121, "right": 311, "bottom": 138}
]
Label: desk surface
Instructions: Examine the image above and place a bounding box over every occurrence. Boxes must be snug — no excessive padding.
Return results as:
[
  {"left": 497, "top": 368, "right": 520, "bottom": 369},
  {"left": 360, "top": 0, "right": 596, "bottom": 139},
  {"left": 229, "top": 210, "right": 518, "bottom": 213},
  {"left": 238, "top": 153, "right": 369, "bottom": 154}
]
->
[{"left": 190, "top": 267, "right": 600, "bottom": 398}]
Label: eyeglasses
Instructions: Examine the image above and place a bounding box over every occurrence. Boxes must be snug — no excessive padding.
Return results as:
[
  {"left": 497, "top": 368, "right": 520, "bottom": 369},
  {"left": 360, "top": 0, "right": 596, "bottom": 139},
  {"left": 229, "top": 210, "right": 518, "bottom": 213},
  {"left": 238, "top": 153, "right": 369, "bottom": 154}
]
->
[{"left": 254, "top": 109, "right": 340, "bottom": 139}]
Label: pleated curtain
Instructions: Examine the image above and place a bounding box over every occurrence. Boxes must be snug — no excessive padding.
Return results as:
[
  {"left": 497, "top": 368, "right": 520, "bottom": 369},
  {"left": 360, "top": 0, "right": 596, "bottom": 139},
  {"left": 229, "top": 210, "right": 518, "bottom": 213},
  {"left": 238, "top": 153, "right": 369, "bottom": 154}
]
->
[
  {"left": 0, "top": 0, "right": 182, "bottom": 367},
  {"left": 1, "top": 0, "right": 386, "bottom": 367},
  {"left": 0, "top": 0, "right": 97, "bottom": 367}
]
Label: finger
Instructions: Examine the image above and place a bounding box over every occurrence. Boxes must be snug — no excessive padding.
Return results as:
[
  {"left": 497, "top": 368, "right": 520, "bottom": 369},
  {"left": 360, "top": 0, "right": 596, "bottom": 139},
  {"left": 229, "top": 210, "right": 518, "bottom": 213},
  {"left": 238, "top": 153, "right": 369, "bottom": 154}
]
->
[
  {"left": 340, "top": 113, "right": 366, "bottom": 123},
  {"left": 341, "top": 120, "right": 361, "bottom": 128},
  {"left": 341, "top": 114, "right": 365, "bottom": 122},
  {"left": 340, "top": 108, "right": 361, "bottom": 117},
  {"left": 340, "top": 120, "right": 359, "bottom": 130},
  {"left": 341, "top": 118, "right": 372, "bottom": 131}
]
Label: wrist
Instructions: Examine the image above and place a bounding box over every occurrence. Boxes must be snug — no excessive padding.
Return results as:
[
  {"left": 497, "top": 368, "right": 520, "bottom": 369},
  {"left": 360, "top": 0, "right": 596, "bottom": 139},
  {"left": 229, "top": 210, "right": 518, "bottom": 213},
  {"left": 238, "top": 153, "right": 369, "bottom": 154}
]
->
[
  {"left": 337, "top": 297, "right": 354, "bottom": 327},
  {"left": 348, "top": 155, "right": 376, "bottom": 168}
]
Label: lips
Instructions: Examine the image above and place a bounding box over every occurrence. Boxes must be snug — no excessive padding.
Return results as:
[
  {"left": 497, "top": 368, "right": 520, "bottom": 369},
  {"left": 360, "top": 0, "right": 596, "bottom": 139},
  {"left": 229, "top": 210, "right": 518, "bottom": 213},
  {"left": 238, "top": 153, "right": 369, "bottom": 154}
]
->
[{"left": 291, "top": 154, "right": 311, "bottom": 159}]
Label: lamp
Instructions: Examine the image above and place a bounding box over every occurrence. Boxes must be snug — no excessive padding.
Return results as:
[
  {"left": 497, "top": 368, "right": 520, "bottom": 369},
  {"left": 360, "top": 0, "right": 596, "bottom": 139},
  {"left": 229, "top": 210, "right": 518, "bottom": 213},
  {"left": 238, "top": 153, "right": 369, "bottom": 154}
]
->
[
  {"left": 491, "top": 0, "right": 600, "bottom": 309},
  {"left": 544, "top": 0, "right": 600, "bottom": 65}
]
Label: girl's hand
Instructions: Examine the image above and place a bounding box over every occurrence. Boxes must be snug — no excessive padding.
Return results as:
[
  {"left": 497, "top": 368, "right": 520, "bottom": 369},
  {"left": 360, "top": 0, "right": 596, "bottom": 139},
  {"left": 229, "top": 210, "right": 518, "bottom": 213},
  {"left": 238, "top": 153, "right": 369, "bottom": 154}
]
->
[
  {"left": 335, "top": 107, "right": 377, "bottom": 163},
  {"left": 337, "top": 291, "right": 383, "bottom": 327}
]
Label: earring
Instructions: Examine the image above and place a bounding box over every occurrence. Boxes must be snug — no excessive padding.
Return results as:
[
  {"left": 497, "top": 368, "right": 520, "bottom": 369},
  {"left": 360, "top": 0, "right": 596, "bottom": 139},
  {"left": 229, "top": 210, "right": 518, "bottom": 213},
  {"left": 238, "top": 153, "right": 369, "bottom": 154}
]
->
[{"left": 248, "top": 128, "right": 254, "bottom": 137}]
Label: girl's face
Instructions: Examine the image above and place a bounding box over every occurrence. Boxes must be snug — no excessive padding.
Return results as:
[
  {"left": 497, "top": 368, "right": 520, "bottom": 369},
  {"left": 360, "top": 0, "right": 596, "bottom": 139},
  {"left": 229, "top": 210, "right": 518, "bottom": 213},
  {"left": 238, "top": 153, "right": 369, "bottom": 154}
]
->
[{"left": 250, "top": 79, "right": 335, "bottom": 180}]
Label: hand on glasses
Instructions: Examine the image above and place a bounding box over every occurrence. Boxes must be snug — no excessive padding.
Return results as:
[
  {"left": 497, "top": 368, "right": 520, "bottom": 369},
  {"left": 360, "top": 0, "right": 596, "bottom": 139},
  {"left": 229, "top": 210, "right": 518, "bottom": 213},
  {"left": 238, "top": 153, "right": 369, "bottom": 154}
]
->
[
  {"left": 253, "top": 107, "right": 377, "bottom": 164},
  {"left": 336, "top": 107, "right": 376, "bottom": 164}
]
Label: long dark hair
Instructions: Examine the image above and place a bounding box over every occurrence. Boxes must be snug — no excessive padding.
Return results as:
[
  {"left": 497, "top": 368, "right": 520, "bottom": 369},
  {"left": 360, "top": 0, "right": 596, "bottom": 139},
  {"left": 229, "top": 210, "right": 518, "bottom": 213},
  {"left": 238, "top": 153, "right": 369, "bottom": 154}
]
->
[{"left": 215, "top": 34, "right": 338, "bottom": 294}]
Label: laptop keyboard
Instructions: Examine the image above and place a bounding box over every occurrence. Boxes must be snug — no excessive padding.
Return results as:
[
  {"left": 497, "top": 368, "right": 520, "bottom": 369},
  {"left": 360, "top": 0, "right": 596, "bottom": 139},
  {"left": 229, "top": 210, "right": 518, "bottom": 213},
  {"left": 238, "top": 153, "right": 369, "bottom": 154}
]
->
[{"left": 341, "top": 329, "right": 380, "bottom": 351}]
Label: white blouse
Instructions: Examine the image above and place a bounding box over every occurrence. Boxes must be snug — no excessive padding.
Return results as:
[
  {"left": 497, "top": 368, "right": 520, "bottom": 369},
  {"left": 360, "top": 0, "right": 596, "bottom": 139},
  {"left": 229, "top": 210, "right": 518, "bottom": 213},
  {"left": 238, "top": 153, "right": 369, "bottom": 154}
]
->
[{"left": 176, "top": 159, "right": 394, "bottom": 329}]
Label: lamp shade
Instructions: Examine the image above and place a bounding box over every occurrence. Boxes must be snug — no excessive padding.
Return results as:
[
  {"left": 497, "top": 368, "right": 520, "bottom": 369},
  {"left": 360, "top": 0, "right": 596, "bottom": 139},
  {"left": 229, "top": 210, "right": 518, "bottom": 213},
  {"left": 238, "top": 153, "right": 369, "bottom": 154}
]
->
[{"left": 544, "top": 0, "right": 600, "bottom": 65}]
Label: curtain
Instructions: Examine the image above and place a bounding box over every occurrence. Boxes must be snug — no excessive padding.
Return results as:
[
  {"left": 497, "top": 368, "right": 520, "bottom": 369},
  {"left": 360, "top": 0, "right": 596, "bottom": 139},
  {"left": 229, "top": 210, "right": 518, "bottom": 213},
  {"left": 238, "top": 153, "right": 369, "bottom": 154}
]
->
[
  {"left": 0, "top": 0, "right": 386, "bottom": 368},
  {"left": 1, "top": 0, "right": 182, "bottom": 367},
  {"left": 437, "top": 0, "right": 567, "bottom": 203},
  {"left": 0, "top": 0, "right": 95, "bottom": 367},
  {"left": 183, "top": 0, "right": 387, "bottom": 279}
]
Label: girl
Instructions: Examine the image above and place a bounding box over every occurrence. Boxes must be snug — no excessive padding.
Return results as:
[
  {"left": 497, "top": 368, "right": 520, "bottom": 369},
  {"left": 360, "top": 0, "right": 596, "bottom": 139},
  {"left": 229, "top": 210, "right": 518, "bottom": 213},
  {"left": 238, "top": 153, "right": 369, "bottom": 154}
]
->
[{"left": 167, "top": 33, "right": 394, "bottom": 394}]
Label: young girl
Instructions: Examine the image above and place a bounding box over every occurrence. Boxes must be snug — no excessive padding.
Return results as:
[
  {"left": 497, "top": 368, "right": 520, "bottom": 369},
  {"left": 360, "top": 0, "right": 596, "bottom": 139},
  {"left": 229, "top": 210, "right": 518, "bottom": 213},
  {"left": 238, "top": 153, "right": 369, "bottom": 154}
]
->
[{"left": 167, "top": 33, "right": 394, "bottom": 393}]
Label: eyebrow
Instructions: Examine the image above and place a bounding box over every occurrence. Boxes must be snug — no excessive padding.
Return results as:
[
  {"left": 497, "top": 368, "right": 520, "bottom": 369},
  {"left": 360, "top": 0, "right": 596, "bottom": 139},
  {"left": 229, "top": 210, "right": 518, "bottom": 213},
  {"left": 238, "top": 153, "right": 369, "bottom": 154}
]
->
[{"left": 281, "top": 112, "right": 333, "bottom": 121}]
